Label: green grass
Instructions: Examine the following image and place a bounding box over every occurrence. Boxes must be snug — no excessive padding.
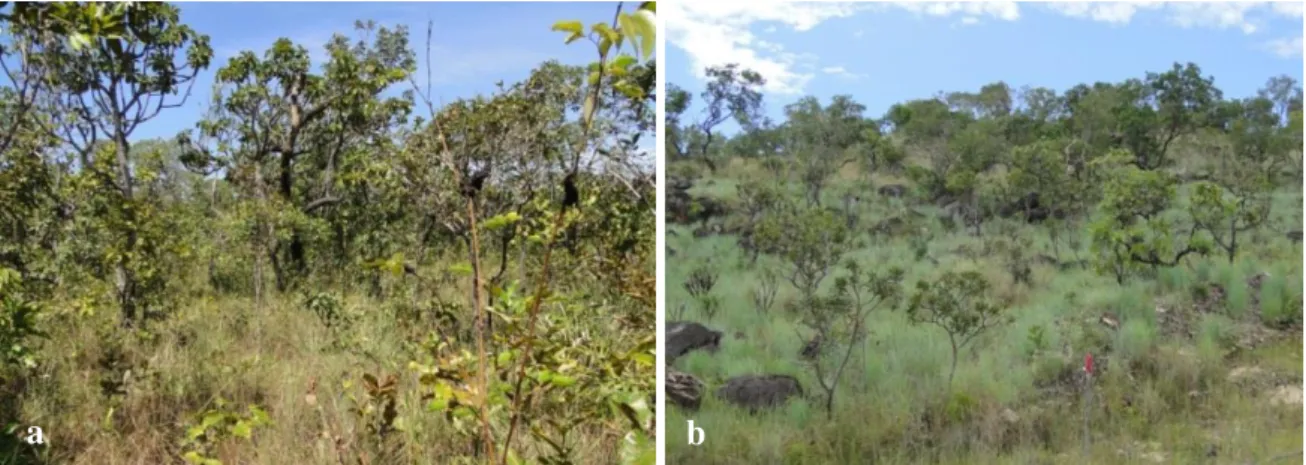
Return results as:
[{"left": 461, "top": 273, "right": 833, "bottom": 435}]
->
[{"left": 665, "top": 159, "right": 1303, "bottom": 464}]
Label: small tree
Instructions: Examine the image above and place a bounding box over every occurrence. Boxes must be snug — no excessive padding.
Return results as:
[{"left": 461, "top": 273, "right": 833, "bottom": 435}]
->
[
  {"left": 1189, "top": 181, "right": 1270, "bottom": 264},
  {"left": 1088, "top": 154, "right": 1211, "bottom": 284},
  {"left": 803, "top": 261, "right": 903, "bottom": 419},
  {"left": 905, "top": 270, "right": 1007, "bottom": 391},
  {"left": 755, "top": 206, "right": 851, "bottom": 300}
]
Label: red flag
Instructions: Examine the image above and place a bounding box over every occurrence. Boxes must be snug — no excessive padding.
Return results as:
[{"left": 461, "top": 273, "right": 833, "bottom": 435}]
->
[{"left": 1084, "top": 353, "right": 1094, "bottom": 376}]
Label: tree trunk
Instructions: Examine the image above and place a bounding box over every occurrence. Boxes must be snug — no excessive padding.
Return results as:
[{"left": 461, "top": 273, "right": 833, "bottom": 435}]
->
[
  {"left": 947, "top": 340, "right": 959, "bottom": 392},
  {"left": 113, "top": 132, "right": 139, "bottom": 327}
]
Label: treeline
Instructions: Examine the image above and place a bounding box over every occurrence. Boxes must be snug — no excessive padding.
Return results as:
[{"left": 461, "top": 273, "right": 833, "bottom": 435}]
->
[{"left": 668, "top": 61, "right": 1303, "bottom": 284}]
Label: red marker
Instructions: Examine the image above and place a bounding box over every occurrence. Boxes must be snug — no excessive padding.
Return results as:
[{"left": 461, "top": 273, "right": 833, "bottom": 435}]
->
[{"left": 1084, "top": 353, "right": 1094, "bottom": 376}]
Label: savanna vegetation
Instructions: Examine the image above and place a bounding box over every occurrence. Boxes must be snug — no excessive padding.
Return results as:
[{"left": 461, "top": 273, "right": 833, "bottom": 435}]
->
[
  {"left": 664, "top": 61, "right": 1303, "bottom": 464},
  {"left": 0, "top": 2, "right": 658, "bottom": 464}
]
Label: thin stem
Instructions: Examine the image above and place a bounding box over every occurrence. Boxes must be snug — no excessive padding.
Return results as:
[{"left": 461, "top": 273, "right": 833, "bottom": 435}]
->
[{"left": 501, "top": 4, "right": 624, "bottom": 462}]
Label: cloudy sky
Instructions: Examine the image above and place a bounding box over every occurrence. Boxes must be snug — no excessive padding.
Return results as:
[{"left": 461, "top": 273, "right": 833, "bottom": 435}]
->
[
  {"left": 665, "top": 2, "right": 1304, "bottom": 134},
  {"left": 126, "top": 2, "right": 618, "bottom": 141}
]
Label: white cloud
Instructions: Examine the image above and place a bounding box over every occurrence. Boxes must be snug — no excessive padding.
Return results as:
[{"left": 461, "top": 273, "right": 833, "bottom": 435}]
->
[
  {"left": 1166, "top": 2, "right": 1262, "bottom": 34},
  {"left": 1264, "top": 35, "right": 1304, "bottom": 57},
  {"left": 1272, "top": 2, "right": 1304, "bottom": 18},
  {"left": 1045, "top": 2, "right": 1162, "bottom": 24},
  {"left": 960, "top": 16, "right": 981, "bottom": 25},
  {"left": 664, "top": 2, "right": 864, "bottom": 95},
  {"left": 1045, "top": 2, "right": 1302, "bottom": 34},
  {"left": 893, "top": 2, "right": 1021, "bottom": 21},
  {"left": 821, "top": 65, "right": 864, "bottom": 79}
]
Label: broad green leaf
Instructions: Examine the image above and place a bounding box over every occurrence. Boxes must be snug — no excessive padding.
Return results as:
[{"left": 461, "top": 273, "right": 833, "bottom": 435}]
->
[
  {"left": 229, "top": 421, "right": 252, "bottom": 439},
  {"left": 182, "top": 451, "right": 208, "bottom": 465},
  {"left": 598, "top": 37, "right": 613, "bottom": 61},
  {"left": 632, "top": 9, "right": 657, "bottom": 60},
  {"left": 483, "top": 211, "right": 522, "bottom": 230},
  {"left": 551, "top": 20, "right": 583, "bottom": 35},
  {"left": 549, "top": 374, "right": 577, "bottom": 388},
  {"left": 610, "top": 54, "right": 637, "bottom": 70}
]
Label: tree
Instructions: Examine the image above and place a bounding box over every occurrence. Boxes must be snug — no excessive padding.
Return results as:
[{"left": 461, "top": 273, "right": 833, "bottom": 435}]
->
[
  {"left": 1257, "top": 74, "right": 1303, "bottom": 123},
  {"left": 803, "top": 261, "right": 902, "bottom": 419},
  {"left": 13, "top": 2, "right": 212, "bottom": 325},
  {"left": 782, "top": 95, "right": 868, "bottom": 207},
  {"left": 184, "top": 22, "right": 414, "bottom": 292},
  {"left": 756, "top": 205, "right": 851, "bottom": 300},
  {"left": 679, "top": 64, "right": 766, "bottom": 172},
  {"left": 1128, "top": 62, "right": 1222, "bottom": 169},
  {"left": 1088, "top": 152, "right": 1211, "bottom": 284},
  {"left": 905, "top": 270, "right": 1006, "bottom": 391}
]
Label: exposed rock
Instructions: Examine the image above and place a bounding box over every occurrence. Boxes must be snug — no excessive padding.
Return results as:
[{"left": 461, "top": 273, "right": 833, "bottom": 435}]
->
[
  {"left": 999, "top": 408, "right": 1020, "bottom": 425},
  {"left": 667, "top": 367, "right": 704, "bottom": 411},
  {"left": 1227, "top": 366, "right": 1267, "bottom": 384},
  {"left": 878, "top": 184, "right": 908, "bottom": 198},
  {"left": 666, "top": 321, "right": 722, "bottom": 363},
  {"left": 715, "top": 374, "right": 804, "bottom": 413},
  {"left": 799, "top": 332, "right": 823, "bottom": 360},
  {"left": 1269, "top": 385, "right": 1302, "bottom": 407}
]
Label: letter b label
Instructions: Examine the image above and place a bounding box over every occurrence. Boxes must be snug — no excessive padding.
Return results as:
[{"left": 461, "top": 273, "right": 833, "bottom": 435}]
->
[{"left": 687, "top": 420, "right": 704, "bottom": 445}]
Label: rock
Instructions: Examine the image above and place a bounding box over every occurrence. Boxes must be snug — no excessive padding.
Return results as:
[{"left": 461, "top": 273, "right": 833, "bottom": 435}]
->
[
  {"left": 877, "top": 184, "right": 908, "bottom": 198},
  {"left": 667, "top": 367, "right": 704, "bottom": 411},
  {"left": 1227, "top": 366, "right": 1267, "bottom": 384},
  {"left": 1269, "top": 385, "right": 1302, "bottom": 406},
  {"left": 800, "top": 331, "right": 823, "bottom": 360},
  {"left": 1000, "top": 408, "right": 1020, "bottom": 425},
  {"left": 714, "top": 374, "right": 804, "bottom": 413},
  {"left": 1247, "top": 271, "right": 1271, "bottom": 292},
  {"left": 666, "top": 321, "right": 722, "bottom": 363}
]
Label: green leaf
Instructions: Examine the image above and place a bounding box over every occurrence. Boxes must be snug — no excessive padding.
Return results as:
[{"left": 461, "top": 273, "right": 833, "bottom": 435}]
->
[
  {"left": 551, "top": 20, "right": 583, "bottom": 35},
  {"left": 483, "top": 212, "right": 522, "bottom": 231},
  {"left": 630, "top": 10, "right": 657, "bottom": 60},
  {"left": 638, "top": 1, "right": 656, "bottom": 14},
  {"left": 229, "top": 421, "right": 252, "bottom": 439},
  {"left": 68, "top": 33, "right": 91, "bottom": 51},
  {"left": 610, "top": 54, "right": 637, "bottom": 70},
  {"left": 182, "top": 451, "right": 208, "bottom": 465},
  {"left": 598, "top": 37, "right": 613, "bottom": 61},
  {"left": 550, "top": 374, "right": 577, "bottom": 388}
]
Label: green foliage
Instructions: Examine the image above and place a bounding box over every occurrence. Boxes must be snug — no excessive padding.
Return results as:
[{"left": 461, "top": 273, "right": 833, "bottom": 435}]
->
[
  {"left": 0, "top": 268, "right": 44, "bottom": 372},
  {"left": 683, "top": 264, "right": 720, "bottom": 321},
  {"left": 0, "top": 3, "right": 655, "bottom": 463},
  {"left": 180, "top": 400, "right": 271, "bottom": 465},
  {"left": 668, "top": 58, "right": 1302, "bottom": 464},
  {"left": 755, "top": 206, "right": 852, "bottom": 298},
  {"left": 905, "top": 270, "right": 1007, "bottom": 391},
  {"left": 804, "top": 261, "right": 904, "bottom": 418},
  {"left": 1089, "top": 160, "right": 1212, "bottom": 283}
]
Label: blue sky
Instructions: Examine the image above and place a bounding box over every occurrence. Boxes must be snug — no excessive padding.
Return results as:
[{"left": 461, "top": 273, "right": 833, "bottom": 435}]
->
[
  {"left": 666, "top": 2, "right": 1305, "bottom": 135},
  {"left": 120, "top": 1, "right": 620, "bottom": 142}
]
